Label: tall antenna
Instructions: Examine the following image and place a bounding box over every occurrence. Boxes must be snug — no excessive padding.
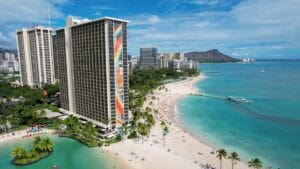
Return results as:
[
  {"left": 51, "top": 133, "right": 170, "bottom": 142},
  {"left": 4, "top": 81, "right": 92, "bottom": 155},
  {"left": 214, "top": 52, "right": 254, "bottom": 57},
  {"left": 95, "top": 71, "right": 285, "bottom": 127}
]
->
[
  {"left": 48, "top": 7, "right": 51, "bottom": 27},
  {"left": 28, "top": 10, "right": 32, "bottom": 27}
]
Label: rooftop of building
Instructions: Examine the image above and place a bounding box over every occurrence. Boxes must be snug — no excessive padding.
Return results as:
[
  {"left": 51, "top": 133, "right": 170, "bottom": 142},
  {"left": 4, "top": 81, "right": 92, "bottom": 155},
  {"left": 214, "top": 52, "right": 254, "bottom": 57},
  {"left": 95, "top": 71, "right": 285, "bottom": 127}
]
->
[
  {"left": 56, "top": 16, "right": 130, "bottom": 31},
  {"left": 16, "top": 25, "right": 53, "bottom": 33}
]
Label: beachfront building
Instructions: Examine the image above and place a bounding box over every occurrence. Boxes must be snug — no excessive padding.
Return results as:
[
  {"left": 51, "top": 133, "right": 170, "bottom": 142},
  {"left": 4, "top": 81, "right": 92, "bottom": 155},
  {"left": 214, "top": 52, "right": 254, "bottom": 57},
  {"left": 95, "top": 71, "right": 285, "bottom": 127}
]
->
[
  {"left": 139, "top": 47, "right": 158, "bottom": 68},
  {"left": 157, "top": 52, "right": 184, "bottom": 68},
  {"left": 16, "top": 26, "right": 55, "bottom": 88},
  {"left": 52, "top": 35, "right": 59, "bottom": 81},
  {"left": 168, "top": 60, "right": 199, "bottom": 72},
  {"left": 54, "top": 16, "right": 129, "bottom": 137}
]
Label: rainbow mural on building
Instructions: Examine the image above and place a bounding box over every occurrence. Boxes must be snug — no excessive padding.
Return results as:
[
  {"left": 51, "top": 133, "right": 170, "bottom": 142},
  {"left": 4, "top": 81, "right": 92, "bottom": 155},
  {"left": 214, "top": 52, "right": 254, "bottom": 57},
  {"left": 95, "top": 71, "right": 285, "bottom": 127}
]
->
[{"left": 113, "top": 22, "right": 124, "bottom": 127}]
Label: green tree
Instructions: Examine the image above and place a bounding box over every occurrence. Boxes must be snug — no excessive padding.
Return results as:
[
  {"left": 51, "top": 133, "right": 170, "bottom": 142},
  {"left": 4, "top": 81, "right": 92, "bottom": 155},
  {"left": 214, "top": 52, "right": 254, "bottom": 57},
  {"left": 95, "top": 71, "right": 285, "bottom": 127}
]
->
[
  {"left": 228, "top": 152, "right": 240, "bottom": 169},
  {"left": 39, "top": 137, "right": 54, "bottom": 152},
  {"left": 137, "top": 122, "right": 148, "bottom": 144},
  {"left": 162, "top": 126, "right": 169, "bottom": 147},
  {"left": 84, "top": 122, "right": 97, "bottom": 139},
  {"left": 65, "top": 116, "right": 81, "bottom": 133},
  {"left": 160, "top": 121, "right": 166, "bottom": 127},
  {"left": 32, "top": 136, "right": 42, "bottom": 152},
  {"left": 43, "top": 83, "right": 59, "bottom": 95},
  {"left": 11, "top": 146, "right": 26, "bottom": 159},
  {"left": 53, "top": 119, "right": 64, "bottom": 130},
  {"left": 216, "top": 149, "right": 227, "bottom": 169},
  {"left": 248, "top": 158, "right": 262, "bottom": 169},
  {"left": 146, "top": 113, "right": 155, "bottom": 127}
]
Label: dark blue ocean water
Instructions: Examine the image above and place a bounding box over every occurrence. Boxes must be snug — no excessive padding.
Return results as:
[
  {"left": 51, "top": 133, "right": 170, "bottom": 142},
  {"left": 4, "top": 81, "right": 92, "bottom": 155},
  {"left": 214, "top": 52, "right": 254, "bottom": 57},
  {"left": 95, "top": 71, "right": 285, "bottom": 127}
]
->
[{"left": 178, "top": 60, "right": 300, "bottom": 169}]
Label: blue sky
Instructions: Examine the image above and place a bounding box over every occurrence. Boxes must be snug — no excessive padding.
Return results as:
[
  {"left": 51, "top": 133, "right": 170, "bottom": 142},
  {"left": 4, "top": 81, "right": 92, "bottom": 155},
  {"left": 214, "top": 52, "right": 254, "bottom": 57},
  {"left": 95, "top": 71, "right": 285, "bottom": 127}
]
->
[{"left": 0, "top": 0, "right": 299, "bottom": 58}]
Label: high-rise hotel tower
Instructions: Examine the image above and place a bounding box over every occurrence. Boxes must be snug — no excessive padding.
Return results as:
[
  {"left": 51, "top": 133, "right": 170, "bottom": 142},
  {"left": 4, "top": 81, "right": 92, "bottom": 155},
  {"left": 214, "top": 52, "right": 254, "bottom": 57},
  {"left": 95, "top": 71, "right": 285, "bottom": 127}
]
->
[
  {"left": 54, "top": 17, "right": 129, "bottom": 136},
  {"left": 16, "top": 26, "right": 55, "bottom": 87}
]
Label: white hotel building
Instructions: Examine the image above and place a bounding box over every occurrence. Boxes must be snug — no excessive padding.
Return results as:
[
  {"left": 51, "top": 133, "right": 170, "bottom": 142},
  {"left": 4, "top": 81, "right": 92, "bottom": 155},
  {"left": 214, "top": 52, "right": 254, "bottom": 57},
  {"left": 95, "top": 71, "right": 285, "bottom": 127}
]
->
[{"left": 16, "top": 26, "right": 55, "bottom": 88}]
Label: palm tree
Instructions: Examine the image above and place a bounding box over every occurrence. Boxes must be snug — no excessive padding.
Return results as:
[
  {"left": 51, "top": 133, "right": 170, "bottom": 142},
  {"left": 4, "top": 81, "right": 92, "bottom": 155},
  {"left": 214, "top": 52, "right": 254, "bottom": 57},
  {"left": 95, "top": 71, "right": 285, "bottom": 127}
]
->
[
  {"left": 11, "top": 146, "right": 26, "bottom": 159},
  {"left": 65, "top": 116, "right": 80, "bottom": 133},
  {"left": 146, "top": 113, "right": 155, "bottom": 127},
  {"left": 216, "top": 149, "right": 227, "bottom": 169},
  {"left": 32, "top": 136, "right": 42, "bottom": 152},
  {"left": 137, "top": 122, "right": 148, "bottom": 144},
  {"left": 84, "top": 122, "right": 97, "bottom": 139},
  {"left": 39, "top": 137, "right": 53, "bottom": 152},
  {"left": 162, "top": 126, "right": 169, "bottom": 147},
  {"left": 248, "top": 158, "right": 262, "bottom": 169},
  {"left": 228, "top": 152, "right": 240, "bottom": 169},
  {"left": 160, "top": 121, "right": 166, "bottom": 127},
  {"left": 0, "top": 118, "right": 7, "bottom": 133}
]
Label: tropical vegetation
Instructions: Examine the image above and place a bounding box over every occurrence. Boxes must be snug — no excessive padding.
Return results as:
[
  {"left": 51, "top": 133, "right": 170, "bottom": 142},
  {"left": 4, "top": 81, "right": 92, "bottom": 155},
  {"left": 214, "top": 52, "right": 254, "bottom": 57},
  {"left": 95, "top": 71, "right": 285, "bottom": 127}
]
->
[
  {"left": 0, "top": 80, "right": 59, "bottom": 134},
  {"left": 129, "top": 68, "right": 198, "bottom": 110},
  {"left": 216, "top": 149, "right": 227, "bottom": 169},
  {"left": 11, "top": 136, "right": 53, "bottom": 166},
  {"left": 248, "top": 158, "right": 263, "bottom": 169},
  {"left": 160, "top": 121, "right": 169, "bottom": 146},
  {"left": 127, "top": 68, "right": 198, "bottom": 141},
  {"left": 53, "top": 116, "right": 102, "bottom": 147},
  {"left": 228, "top": 152, "right": 240, "bottom": 169},
  {"left": 215, "top": 148, "right": 264, "bottom": 169}
]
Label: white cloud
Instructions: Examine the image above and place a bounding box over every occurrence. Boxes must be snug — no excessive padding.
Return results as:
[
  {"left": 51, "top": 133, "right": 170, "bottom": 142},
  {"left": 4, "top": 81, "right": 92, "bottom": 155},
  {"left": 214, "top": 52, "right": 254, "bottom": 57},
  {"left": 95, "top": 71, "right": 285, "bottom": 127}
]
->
[
  {"left": 0, "top": 0, "right": 69, "bottom": 48},
  {"left": 148, "top": 15, "right": 160, "bottom": 25},
  {"left": 95, "top": 12, "right": 102, "bottom": 16},
  {"left": 129, "top": 15, "right": 161, "bottom": 26},
  {"left": 128, "top": 0, "right": 300, "bottom": 57},
  {"left": 0, "top": 0, "right": 67, "bottom": 25}
]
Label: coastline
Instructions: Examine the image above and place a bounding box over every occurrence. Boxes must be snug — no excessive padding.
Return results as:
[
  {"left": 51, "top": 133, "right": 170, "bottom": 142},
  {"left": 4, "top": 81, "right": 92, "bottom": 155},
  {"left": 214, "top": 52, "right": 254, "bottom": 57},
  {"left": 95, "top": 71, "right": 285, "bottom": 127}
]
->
[
  {"left": 104, "top": 73, "right": 250, "bottom": 169},
  {"left": 0, "top": 74, "right": 250, "bottom": 169},
  {"left": 0, "top": 128, "right": 55, "bottom": 144}
]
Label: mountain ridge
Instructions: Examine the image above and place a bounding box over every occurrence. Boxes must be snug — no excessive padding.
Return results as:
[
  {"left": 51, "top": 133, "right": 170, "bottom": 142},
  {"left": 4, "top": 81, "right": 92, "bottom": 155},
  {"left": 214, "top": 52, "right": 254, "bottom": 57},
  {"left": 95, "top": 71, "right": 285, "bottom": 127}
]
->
[{"left": 185, "top": 49, "right": 240, "bottom": 63}]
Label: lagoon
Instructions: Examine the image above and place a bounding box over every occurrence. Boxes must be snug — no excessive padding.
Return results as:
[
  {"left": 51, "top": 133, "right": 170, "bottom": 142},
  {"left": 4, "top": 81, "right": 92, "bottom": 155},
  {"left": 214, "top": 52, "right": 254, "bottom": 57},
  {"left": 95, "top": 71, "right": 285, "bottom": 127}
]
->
[{"left": 0, "top": 136, "right": 114, "bottom": 169}]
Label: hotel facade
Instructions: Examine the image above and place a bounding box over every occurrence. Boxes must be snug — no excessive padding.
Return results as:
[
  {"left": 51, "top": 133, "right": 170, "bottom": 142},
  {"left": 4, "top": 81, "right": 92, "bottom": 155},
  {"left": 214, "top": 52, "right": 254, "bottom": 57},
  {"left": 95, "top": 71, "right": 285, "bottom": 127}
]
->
[
  {"left": 16, "top": 26, "right": 55, "bottom": 87},
  {"left": 54, "top": 17, "right": 129, "bottom": 137},
  {"left": 139, "top": 47, "right": 158, "bottom": 68}
]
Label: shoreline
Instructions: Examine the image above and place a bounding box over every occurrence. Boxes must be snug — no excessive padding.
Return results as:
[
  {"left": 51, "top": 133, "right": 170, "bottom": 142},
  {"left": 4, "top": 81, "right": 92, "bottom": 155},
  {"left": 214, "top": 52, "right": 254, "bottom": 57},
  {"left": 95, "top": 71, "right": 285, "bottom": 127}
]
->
[
  {"left": 0, "top": 74, "right": 250, "bottom": 169},
  {"left": 0, "top": 128, "right": 55, "bottom": 144},
  {"left": 104, "top": 73, "right": 250, "bottom": 169}
]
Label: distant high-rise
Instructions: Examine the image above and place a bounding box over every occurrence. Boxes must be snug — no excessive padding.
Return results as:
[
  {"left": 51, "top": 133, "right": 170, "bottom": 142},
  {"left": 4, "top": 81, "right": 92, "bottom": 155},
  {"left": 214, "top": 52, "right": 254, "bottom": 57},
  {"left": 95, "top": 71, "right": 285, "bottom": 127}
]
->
[
  {"left": 139, "top": 47, "right": 157, "bottom": 68},
  {"left": 55, "top": 17, "right": 129, "bottom": 137},
  {"left": 16, "top": 26, "right": 55, "bottom": 87}
]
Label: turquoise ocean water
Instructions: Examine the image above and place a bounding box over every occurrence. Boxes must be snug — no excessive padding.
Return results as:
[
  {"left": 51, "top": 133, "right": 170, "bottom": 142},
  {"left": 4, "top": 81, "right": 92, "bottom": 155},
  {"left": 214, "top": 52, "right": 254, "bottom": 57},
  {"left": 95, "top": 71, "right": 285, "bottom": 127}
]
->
[
  {"left": 0, "top": 136, "right": 114, "bottom": 169},
  {"left": 178, "top": 60, "right": 300, "bottom": 169}
]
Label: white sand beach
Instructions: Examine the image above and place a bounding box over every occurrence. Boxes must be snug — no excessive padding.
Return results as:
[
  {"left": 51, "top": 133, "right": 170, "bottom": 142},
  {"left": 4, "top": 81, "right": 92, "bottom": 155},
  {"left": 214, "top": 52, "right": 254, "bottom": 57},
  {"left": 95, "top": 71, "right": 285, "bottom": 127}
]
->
[
  {"left": 0, "top": 128, "right": 55, "bottom": 144},
  {"left": 104, "top": 74, "right": 250, "bottom": 169},
  {"left": 0, "top": 74, "right": 250, "bottom": 169}
]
